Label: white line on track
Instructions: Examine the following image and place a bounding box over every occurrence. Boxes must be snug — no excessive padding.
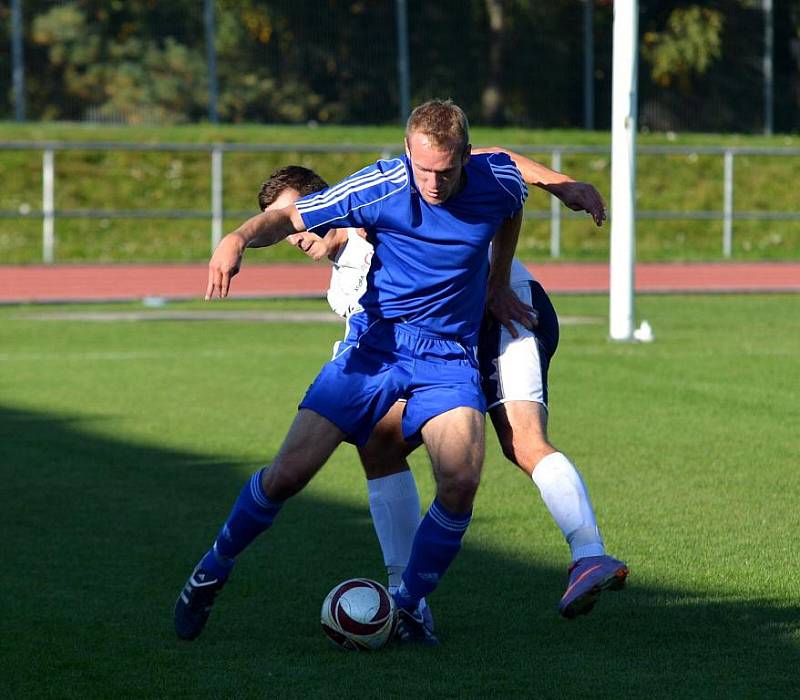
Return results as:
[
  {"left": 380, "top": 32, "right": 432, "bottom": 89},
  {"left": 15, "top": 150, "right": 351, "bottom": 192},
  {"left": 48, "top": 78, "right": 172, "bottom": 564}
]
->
[{"left": 14, "top": 310, "right": 343, "bottom": 323}]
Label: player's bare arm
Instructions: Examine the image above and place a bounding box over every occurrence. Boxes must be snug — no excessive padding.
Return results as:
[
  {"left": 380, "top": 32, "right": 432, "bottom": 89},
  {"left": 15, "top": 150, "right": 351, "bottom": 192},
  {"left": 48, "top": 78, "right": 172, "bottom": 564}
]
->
[
  {"left": 486, "top": 209, "right": 536, "bottom": 339},
  {"left": 206, "top": 205, "right": 306, "bottom": 300},
  {"left": 544, "top": 180, "right": 606, "bottom": 227},
  {"left": 473, "top": 147, "right": 606, "bottom": 226}
]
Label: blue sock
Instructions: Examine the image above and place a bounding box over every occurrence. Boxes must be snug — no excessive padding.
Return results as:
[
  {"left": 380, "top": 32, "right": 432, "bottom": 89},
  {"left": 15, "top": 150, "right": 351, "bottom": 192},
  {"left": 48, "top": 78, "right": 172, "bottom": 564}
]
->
[
  {"left": 395, "top": 497, "right": 472, "bottom": 611},
  {"left": 199, "top": 468, "right": 283, "bottom": 580}
]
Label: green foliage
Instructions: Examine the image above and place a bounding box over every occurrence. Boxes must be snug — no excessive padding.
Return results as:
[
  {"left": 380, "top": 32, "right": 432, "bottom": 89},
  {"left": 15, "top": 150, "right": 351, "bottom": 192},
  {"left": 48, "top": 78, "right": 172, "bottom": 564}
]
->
[
  {"left": 30, "top": 2, "right": 207, "bottom": 123},
  {"left": 212, "top": 2, "right": 324, "bottom": 123},
  {"left": 642, "top": 6, "right": 724, "bottom": 90},
  {"left": 2, "top": 0, "right": 799, "bottom": 130}
]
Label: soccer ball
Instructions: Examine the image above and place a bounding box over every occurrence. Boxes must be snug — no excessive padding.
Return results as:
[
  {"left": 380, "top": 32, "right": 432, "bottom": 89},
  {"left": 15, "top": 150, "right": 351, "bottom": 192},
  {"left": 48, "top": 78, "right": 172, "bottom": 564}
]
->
[{"left": 320, "top": 578, "right": 396, "bottom": 651}]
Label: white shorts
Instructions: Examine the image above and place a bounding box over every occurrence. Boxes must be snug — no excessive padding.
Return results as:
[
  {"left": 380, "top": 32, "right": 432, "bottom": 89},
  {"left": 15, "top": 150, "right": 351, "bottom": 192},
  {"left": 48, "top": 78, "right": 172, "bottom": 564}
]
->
[{"left": 478, "top": 280, "right": 560, "bottom": 411}]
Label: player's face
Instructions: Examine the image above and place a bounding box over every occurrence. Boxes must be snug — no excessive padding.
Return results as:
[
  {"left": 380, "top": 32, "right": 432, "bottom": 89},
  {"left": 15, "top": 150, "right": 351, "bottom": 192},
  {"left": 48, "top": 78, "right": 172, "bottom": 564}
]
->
[
  {"left": 405, "top": 132, "right": 470, "bottom": 205},
  {"left": 263, "top": 187, "right": 301, "bottom": 212}
]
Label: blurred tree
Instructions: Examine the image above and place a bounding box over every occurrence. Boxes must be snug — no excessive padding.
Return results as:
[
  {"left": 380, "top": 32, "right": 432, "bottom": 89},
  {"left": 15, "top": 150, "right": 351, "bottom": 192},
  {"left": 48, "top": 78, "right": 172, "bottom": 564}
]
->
[
  {"left": 481, "top": 0, "right": 507, "bottom": 125},
  {"left": 784, "top": 0, "right": 800, "bottom": 130},
  {"left": 0, "top": 4, "right": 12, "bottom": 118},
  {"left": 28, "top": 0, "right": 207, "bottom": 122},
  {"left": 641, "top": 5, "right": 724, "bottom": 91},
  {"left": 213, "top": 0, "right": 398, "bottom": 124},
  {"left": 2, "top": 0, "right": 799, "bottom": 130}
]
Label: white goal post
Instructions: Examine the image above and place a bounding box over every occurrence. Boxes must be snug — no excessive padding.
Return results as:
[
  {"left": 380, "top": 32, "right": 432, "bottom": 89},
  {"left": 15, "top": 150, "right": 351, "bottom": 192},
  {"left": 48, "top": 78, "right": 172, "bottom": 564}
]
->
[{"left": 609, "top": 0, "right": 638, "bottom": 341}]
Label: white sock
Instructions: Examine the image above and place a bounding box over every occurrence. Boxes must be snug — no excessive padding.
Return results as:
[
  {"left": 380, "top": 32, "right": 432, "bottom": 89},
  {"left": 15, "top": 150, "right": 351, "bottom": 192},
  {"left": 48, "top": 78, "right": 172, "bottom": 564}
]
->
[
  {"left": 531, "top": 451, "right": 605, "bottom": 561},
  {"left": 367, "top": 471, "right": 421, "bottom": 588}
]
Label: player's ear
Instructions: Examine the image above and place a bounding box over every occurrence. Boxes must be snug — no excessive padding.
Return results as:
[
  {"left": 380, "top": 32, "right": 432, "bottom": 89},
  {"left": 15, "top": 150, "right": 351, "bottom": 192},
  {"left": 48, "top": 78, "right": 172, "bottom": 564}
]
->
[
  {"left": 404, "top": 138, "right": 411, "bottom": 158},
  {"left": 462, "top": 144, "right": 472, "bottom": 166}
]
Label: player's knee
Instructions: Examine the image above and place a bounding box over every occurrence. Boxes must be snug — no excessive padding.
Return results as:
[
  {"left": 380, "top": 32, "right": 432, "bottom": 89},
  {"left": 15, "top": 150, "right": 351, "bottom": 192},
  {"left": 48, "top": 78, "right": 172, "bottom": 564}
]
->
[
  {"left": 499, "top": 436, "right": 555, "bottom": 475},
  {"left": 454, "top": 474, "right": 481, "bottom": 502},
  {"left": 436, "top": 468, "right": 481, "bottom": 508},
  {"left": 436, "top": 477, "right": 480, "bottom": 513},
  {"left": 499, "top": 438, "right": 521, "bottom": 467}
]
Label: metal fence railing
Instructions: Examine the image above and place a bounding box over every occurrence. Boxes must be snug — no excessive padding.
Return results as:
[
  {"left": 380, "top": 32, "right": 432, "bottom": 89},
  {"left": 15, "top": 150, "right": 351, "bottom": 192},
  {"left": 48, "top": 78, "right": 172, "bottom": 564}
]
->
[{"left": 2, "top": 141, "right": 799, "bottom": 263}]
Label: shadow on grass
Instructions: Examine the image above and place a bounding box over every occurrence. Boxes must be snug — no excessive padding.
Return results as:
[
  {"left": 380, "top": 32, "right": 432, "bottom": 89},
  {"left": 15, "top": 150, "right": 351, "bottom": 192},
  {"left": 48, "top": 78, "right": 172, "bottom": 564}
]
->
[{"left": 3, "top": 404, "right": 798, "bottom": 700}]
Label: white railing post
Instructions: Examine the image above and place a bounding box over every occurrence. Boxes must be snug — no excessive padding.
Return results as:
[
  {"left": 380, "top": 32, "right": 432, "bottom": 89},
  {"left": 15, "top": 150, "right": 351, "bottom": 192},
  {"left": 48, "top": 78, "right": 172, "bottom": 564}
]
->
[
  {"left": 550, "top": 149, "right": 562, "bottom": 258},
  {"left": 42, "top": 148, "right": 55, "bottom": 264},
  {"left": 211, "top": 146, "right": 223, "bottom": 251},
  {"left": 723, "top": 150, "right": 734, "bottom": 258}
]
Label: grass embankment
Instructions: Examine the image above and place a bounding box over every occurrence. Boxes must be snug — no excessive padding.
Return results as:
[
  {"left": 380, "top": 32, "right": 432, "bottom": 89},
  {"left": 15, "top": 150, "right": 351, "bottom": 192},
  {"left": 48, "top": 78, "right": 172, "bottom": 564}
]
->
[{"left": 1, "top": 122, "right": 799, "bottom": 263}]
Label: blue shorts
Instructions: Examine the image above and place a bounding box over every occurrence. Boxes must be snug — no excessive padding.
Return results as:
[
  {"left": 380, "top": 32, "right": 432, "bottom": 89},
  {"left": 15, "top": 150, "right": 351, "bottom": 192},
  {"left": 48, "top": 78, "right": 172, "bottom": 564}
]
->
[{"left": 299, "top": 313, "right": 485, "bottom": 445}]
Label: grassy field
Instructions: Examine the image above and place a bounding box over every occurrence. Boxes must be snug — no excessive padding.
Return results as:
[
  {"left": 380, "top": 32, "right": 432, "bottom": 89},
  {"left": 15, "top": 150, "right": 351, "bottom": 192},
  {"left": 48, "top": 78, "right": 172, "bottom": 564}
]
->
[
  {"left": 1, "top": 122, "right": 799, "bottom": 264},
  {"left": 2, "top": 293, "right": 799, "bottom": 699}
]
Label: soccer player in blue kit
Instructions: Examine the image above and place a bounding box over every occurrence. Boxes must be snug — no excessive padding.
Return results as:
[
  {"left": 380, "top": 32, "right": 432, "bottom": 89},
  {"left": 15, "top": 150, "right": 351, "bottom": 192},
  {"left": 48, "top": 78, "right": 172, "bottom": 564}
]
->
[
  {"left": 278, "top": 154, "right": 627, "bottom": 631},
  {"left": 174, "top": 99, "right": 533, "bottom": 645}
]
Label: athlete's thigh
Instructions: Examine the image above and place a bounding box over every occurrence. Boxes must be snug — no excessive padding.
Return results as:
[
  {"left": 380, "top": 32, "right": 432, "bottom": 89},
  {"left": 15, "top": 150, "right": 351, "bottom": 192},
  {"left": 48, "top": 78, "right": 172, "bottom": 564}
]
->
[
  {"left": 421, "top": 406, "right": 485, "bottom": 479},
  {"left": 368, "top": 400, "right": 415, "bottom": 451},
  {"left": 358, "top": 400, "right": 421, "bottom": 477},
  {"left": 264, "top": 409, "right": 345, "bottom": 499},
  {"left": 490, "top": 399, "right": 549, "bottom": 447}
]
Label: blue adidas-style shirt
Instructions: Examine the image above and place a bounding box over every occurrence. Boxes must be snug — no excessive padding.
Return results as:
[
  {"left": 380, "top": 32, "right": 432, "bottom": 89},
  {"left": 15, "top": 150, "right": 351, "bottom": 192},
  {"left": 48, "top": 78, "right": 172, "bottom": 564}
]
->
[{"left": 295, "top": 153, "right": 527, "bottom": 338}]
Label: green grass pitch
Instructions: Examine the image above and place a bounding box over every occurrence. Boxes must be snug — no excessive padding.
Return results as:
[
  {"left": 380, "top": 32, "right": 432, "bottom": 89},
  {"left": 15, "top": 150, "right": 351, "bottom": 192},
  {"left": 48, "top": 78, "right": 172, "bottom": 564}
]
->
[{"left": 2, "top": 294, "right": 799, "bottom": 699}]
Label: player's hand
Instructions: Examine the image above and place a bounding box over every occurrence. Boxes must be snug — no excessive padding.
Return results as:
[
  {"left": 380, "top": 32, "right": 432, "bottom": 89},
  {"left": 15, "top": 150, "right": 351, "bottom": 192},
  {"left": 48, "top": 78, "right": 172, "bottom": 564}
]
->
[
  {"left": 206, "top": 233, "right": 246, "bottom": 300},
  {"left": 285, "top": 231, "right": 329, "bottom": 261},
  {"left": 487, "top": 285, "right": 538, "bottom": 339},
  {"left": 548, "top": 181, "right": 607, "bottom": 227}
]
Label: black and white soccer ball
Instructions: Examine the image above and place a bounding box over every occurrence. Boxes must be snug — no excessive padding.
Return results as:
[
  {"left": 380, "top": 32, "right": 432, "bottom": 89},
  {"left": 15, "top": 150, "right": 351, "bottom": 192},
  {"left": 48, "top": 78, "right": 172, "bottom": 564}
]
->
[{"left": 320, "top": 578, "right": 397, "bottom": 651}]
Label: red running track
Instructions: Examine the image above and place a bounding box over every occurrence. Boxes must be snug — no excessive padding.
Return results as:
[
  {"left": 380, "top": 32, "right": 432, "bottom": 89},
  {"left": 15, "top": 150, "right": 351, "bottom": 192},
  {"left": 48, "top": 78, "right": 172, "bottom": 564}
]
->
[{"left": 1, "top": 262, "right": 798, "bottom": 304}]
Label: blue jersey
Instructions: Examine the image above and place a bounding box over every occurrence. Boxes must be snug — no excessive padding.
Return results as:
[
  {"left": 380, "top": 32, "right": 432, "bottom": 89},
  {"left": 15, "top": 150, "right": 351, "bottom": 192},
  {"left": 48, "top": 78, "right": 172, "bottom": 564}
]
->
[
  {"left": 295, "top": 153, "right": 527, "bottom": 338},
  {"left": 295, "top": 153, "right": 527, "bottom": 337}
]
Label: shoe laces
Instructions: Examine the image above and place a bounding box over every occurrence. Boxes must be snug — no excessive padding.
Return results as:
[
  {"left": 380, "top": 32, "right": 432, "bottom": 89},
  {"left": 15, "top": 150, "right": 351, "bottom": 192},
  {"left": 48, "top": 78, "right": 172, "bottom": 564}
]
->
[{"left": 186, "top": 575, "right": 222, "bottom": 611}]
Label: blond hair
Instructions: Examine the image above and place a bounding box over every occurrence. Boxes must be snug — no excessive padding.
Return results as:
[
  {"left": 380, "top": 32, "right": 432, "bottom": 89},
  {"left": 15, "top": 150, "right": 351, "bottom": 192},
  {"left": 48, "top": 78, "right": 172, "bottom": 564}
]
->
[{"left": 405, "top": 99, "right": 470, "bottom": 153}]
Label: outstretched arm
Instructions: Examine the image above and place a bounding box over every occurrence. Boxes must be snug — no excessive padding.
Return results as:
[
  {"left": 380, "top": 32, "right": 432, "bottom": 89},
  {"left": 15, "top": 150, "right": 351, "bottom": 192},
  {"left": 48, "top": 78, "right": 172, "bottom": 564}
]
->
[
  {"left": 206, "top": 204, "right": 306, "bottom": 300},
  {"left": 473, "top": 146, "right": 607, "bottom": 226}
]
